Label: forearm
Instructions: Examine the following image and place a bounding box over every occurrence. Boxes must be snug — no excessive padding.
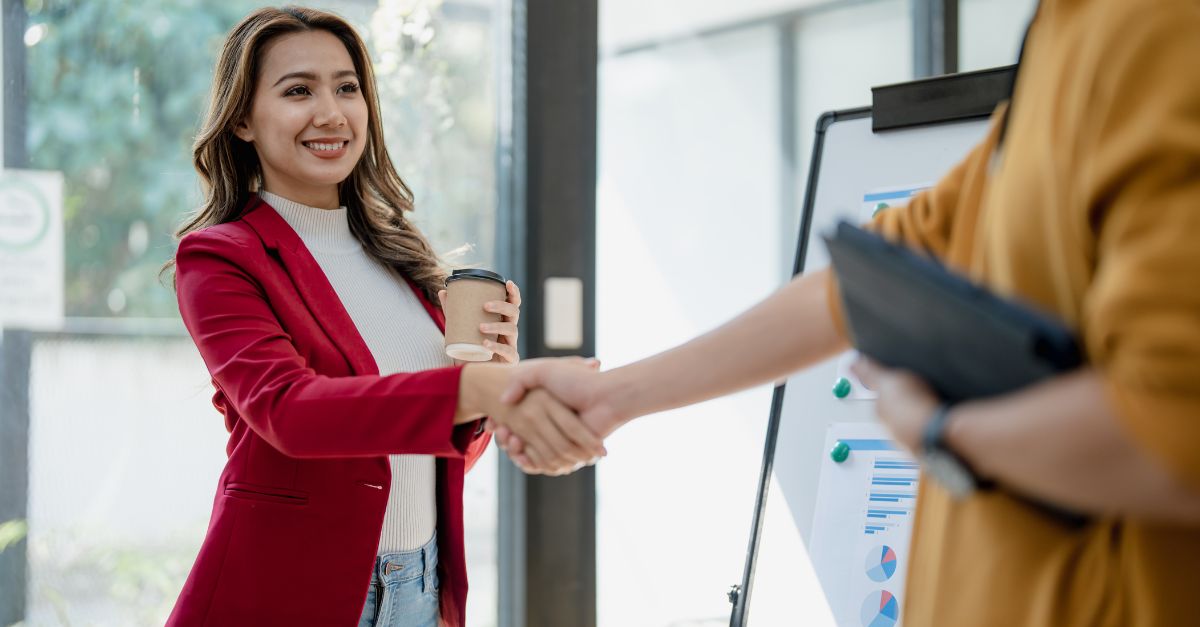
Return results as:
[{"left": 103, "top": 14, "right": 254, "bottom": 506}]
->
[
  {"left": 947, "top": 369, "right": 1200, "bottom": 523},
  {"left": 456, "top": 362, "right": 508, "bottom": 424},
  {"left": 604, "top": 268, "right": 848, "bottom": 422}
]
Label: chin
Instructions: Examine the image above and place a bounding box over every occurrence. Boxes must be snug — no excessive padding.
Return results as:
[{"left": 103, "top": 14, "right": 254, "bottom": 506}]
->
[{"left": 306, "top": 168, "right": 356, "bottom": 187}]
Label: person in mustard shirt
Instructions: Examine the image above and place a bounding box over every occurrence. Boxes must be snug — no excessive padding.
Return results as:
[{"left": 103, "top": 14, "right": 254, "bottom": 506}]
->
[{"left": 489, "top": 0, "right": 1200, "bottom": 623}]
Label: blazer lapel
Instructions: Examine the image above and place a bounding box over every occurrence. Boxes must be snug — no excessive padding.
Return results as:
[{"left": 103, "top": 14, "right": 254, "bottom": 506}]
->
[{"left": 240, "top": 197, "right": 380, "bottom": 377}]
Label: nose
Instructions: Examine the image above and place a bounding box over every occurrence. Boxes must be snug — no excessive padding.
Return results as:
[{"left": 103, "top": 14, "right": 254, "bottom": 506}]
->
[{"left": 312, "top": 91, "right": 347, "bottom": 129}]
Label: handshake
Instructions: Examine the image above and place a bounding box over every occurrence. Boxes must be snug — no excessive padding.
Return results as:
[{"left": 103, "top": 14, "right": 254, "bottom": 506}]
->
[{"left": 461, "top": 357, "right": 628, "bottom": 476}]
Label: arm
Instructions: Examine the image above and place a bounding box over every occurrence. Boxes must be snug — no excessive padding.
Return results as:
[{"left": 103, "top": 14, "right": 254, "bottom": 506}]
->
[
  {"left": 950, "top": 371, "right": 1200, "bottom": 522},
  {"left": 600, "top": 268, "right": 845, "bottom": 428},
  {"left": 177, "top": 229, "right": 500, "bottom": 459},
  {"left": 500, "top": 109, "right": 1003, "bottom": 445},
  {"left": 599, "top": 114, "right": 1013, "bottom": 423}
]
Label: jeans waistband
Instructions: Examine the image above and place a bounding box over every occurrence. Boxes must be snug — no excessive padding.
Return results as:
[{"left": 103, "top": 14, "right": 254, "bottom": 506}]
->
[{"left": 373, "top": 533, "right": 439, "bottom": 587}]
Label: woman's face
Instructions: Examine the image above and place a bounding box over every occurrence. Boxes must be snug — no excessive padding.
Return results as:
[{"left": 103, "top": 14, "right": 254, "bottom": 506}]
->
[{"left": 235, "top": 30, "right": 369, "bottom": 208}]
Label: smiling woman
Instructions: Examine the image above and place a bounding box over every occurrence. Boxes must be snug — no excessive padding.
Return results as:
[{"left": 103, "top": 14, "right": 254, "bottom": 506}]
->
[{"left": 157, "top": 6, "right": 596, "bottom": 627}]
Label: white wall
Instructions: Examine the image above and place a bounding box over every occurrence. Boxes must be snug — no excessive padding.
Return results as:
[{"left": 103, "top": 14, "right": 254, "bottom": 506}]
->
[
  {"left": 596, "top": 24, "right": 783, "bottom": 627},
  {"left": 595, "top": 1, "right": 913, "bottom": 625},
  {"left": 959, "top": 0, "right": 1039, "bottom": 71},
  {"left": 601, "top": 0, "right": 825, "bottom": 53}
]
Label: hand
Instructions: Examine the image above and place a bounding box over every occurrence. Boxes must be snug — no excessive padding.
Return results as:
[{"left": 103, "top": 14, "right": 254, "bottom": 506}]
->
[
  {"left": 491, "top": 358, "right": 621, "bottom": 473},
  {"left": 500, "top": 388, "right": 602, "bottom": 475},
  {"left": 851, "top": 357, "right": 940, "bottom": 453},
  {"left": 459, "top": 361, "right": 605, "bottom": 473},
  {"left": 439, "top": 280, "right": 522, "bottom": 364}
]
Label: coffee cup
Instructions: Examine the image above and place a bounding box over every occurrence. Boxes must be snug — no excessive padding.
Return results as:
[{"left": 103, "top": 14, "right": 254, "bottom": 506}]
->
[{"left": 443, "top": 268, "right": 508, "bottom": 362}]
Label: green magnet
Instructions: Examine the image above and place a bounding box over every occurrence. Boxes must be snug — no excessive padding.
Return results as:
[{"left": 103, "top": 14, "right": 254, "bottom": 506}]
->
[
  {"left": 873, "top": 202, "right": 889, "bottom": 217},
  {"left": 833, "top": 376, "right": 852, "bottom": 399},
  {"left": 830, "top": 440, "right": 851, "bottom": 463}
]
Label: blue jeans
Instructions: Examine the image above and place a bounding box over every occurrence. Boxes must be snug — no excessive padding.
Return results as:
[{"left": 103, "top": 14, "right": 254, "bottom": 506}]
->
[{"left": 358, "top": 534, "right": 440, "bottom": 627}]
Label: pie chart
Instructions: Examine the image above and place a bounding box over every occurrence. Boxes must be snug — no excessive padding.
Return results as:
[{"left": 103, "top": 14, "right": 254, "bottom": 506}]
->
[
  {"left": 865, "top": 545, "right": 898, "bottom": 582},
  {"left": 860, "top": 590, "right": 899, "bottom": 627}
]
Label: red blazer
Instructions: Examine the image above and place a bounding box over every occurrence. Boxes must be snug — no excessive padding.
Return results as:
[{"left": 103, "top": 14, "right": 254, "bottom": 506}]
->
[{"left": 167, "top": 196, "right": 490, "bottom": 627}]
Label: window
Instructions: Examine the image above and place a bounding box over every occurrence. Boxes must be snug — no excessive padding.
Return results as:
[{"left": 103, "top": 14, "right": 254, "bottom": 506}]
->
[
  {"left": 959, "top": 0, "right": 1039, "bottom": 72},
  {"left": 597, "top": 1, "right": 911, "bottom": 624}
]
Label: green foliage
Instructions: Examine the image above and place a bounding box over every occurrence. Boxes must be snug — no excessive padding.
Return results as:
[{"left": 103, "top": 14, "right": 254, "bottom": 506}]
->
[
  {"left": 0, "top": 518, "right": 27, "bottom": 553},
  {"left": 27, "top": 0, "right": 498, "bottom": 319},
  {"left": 27, "top": 0, "right": 258, "bottom": 317}
]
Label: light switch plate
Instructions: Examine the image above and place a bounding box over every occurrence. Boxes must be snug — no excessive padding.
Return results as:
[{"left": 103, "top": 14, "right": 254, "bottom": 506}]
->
[{"left": 544, "top": 277, "right": 584, "bottom": 349}]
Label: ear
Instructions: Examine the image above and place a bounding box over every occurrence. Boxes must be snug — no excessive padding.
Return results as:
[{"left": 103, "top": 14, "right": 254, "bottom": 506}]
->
[{"left": 233, "top": 118, "right": 254, "bottom": 143}]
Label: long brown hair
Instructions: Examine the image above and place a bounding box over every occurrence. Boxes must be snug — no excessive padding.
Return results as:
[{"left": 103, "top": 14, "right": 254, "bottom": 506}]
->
[{"left": 168, "top": 5, "right": 446, "bottom": 302}]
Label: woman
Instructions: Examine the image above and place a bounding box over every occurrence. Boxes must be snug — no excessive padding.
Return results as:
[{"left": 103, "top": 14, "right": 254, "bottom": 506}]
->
[
  {"left": 501, "top": 0, "right": 1200, "bottom": 624},
  {"left": 166, "top": 7, "right": 602, "bottom": 626}
]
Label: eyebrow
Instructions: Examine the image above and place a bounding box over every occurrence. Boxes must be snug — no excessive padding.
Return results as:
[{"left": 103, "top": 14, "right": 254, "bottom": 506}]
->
[{"left": 272, "top": 70, "right": 359, "bottom": 87}]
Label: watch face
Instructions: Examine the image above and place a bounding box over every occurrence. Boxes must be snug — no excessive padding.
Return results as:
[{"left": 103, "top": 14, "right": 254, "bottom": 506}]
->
[{"left": 923, "top": 450, "right": 976, "bottom": 499}]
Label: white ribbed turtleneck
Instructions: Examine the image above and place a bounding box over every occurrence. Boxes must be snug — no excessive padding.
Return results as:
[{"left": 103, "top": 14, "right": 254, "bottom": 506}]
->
[{"left": 261, "top": 190, "right": 450, "bottom": 554}]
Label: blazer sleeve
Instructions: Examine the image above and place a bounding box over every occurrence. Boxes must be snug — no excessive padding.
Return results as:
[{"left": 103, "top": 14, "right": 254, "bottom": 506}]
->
[
  {"left": 458, "top": 425, "right": 492, "bottom": 474},
  {"left": 176, "top": 227, "right": 480, "bottom": 460}
]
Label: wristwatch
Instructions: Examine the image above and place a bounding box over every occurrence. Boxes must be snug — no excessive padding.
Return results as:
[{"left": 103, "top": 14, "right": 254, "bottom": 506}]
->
[{"left": 920, "top": 404, "right": 987, "bottom": 499}]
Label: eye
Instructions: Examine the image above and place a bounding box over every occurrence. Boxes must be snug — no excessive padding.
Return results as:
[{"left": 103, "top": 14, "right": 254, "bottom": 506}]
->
[
  {"left": 338, "top": 82, "right": 360, "bottom": 94},
  {"left": 284, "top": 85, "right": 311, "bottom": 97}
]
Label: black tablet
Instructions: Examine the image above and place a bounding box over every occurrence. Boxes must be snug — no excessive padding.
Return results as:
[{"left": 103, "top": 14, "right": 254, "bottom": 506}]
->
[{"left": 823, "top": 221, "right": 1083, "bottom": 403}]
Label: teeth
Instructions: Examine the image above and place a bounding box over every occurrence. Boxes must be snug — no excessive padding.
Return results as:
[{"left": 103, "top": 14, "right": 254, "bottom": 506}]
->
[{"left": 304, "top": 141, "right": 345, "bottom": 151}]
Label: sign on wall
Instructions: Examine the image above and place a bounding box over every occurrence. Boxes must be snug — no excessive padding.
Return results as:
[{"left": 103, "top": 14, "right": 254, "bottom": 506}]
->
[{"left": 0, "top": 169, "right": 64, "bottom": 331}]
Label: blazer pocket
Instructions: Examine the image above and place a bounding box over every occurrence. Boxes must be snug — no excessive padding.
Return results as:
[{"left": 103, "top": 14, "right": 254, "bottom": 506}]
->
[{"left": 223, "top": 481, "right": 310, "bottom": 506}]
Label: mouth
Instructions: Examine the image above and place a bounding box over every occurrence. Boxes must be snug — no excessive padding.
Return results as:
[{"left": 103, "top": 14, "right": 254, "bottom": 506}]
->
[{"left": 301, "top": 140, "right": 350, "bottom": 158}]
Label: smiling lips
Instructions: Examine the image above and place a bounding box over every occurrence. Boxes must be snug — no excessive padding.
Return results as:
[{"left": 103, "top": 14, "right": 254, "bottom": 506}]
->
[{"left": 302, "top": 139, "right": 350, "bottom": 159}]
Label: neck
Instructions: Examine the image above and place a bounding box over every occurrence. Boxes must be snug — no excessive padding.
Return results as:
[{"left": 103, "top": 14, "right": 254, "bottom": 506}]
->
[{"left": 261, "top": 178, "right": 340, "bottom": 209}]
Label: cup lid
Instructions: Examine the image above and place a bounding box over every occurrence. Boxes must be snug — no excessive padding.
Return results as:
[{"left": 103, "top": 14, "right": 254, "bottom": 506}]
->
[{"left": 445, "top": 268, "right": 506, "bottom": 286}]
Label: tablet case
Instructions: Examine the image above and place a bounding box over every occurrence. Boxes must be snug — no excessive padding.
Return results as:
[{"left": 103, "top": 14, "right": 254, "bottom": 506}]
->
[{"left": 824, "top": 220, "right": 1083, "bottom": 403}]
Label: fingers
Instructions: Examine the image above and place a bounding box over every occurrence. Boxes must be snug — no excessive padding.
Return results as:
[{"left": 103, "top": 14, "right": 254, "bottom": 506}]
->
[
  {"left": 850, "top": 356, "right": 881, "bottom": 389},
  {"left": 499, "top": 363, "right": 543, "bottom": 404},
  {"left": 480, "top": 321, "right": 518, "bottom": 338},
  {"left": 484, "top": 299, "right": 520, "bottom": 321},
  {"left": 506, "top": 433, "right": 525, "bottom": 455},
  {"left": 512, "top": 422, "right": 553, "bottom": 470},
  {"left": 546, "top": 397, "right": 606, "bottom": 459},
  {"left": 524, "top": 402, "right": 582, "bottom": 470},
  {"left": 485, "top": 339, "right": 519, "bottom": 363},
  {"left": 503, "top": 390, "right": 597, "bottom": 473},
  {"left": 506, "top": 280, "right": 522, "bottom": 308},
  {"left": 511, "top": 453, "right": 536, "bottom": 473},
  {"left": 485, "top": 280, "right": 522, "bottom": 323}
]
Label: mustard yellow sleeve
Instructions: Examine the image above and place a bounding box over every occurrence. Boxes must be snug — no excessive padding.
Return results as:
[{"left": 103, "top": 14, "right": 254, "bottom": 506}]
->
[
  {"left": 825, "top": 104, "right": 1007, "bottom": 338},
  {"left": 1079, "top": 7, "right": 1200, "bottom": 489},
  {"left": 869, "top": 105, "right": 1004, "bottom": 257}
]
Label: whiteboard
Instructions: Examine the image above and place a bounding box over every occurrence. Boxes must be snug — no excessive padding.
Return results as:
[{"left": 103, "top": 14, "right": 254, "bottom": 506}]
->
[{"left": 740, "top": 110, "right": 991, "bottom": 627}]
